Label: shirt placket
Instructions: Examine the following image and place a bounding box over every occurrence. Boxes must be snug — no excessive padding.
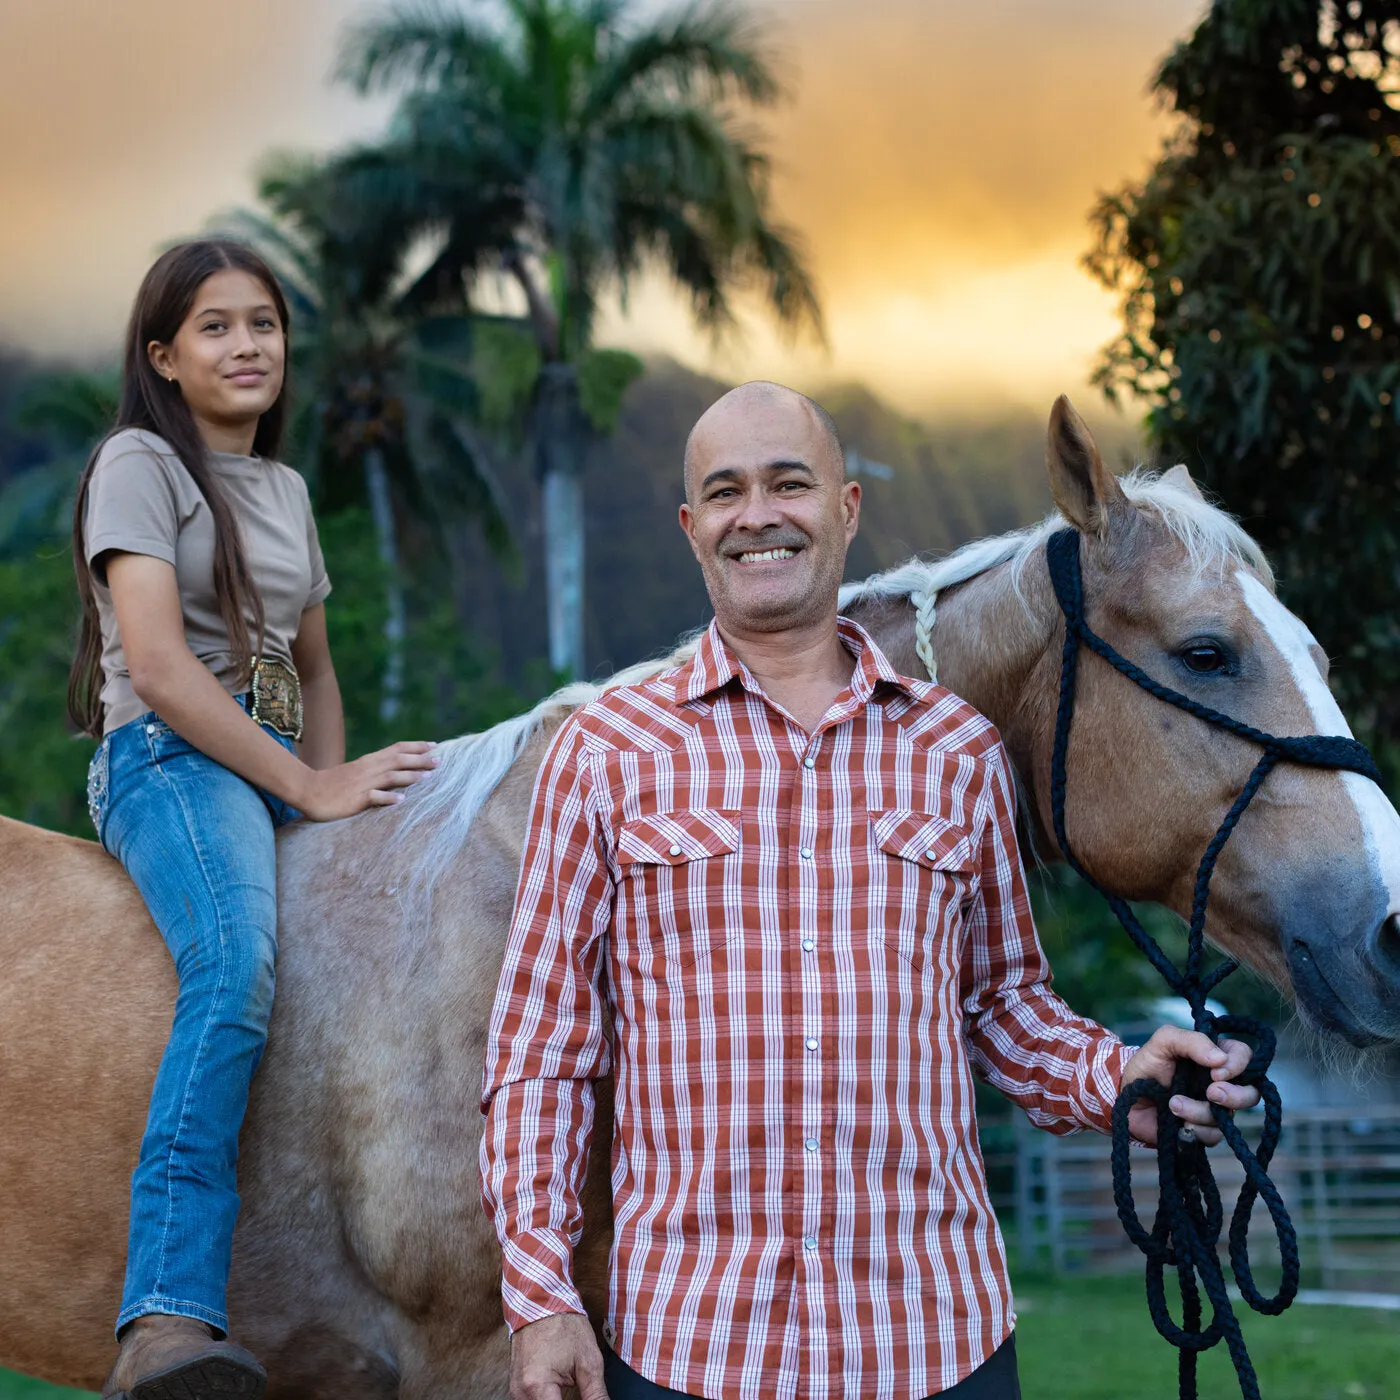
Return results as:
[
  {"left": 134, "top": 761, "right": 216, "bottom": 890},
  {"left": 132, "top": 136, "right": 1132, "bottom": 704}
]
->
[{"left": 794, "top": 724, "right": 832, "bottom": 1400}]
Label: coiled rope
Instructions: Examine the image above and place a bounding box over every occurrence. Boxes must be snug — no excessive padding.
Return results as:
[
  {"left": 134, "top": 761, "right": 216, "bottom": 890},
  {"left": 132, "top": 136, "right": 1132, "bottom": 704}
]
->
[{"left": 1044, "top": 528, "right": 1382, "bottom": 1400}]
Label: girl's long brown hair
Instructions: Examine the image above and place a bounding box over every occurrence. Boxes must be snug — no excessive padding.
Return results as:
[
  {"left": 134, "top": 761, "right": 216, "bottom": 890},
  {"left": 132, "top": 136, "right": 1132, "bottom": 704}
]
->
[{"left": 69, "top": 240, "right": 292, "bottom": 737}]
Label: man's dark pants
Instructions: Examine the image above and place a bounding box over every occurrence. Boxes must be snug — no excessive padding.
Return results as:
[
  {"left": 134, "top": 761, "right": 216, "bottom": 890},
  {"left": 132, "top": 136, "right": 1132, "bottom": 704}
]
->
[{"left": 602, "top": 1335, "right": 1021, "bottom": 1400}]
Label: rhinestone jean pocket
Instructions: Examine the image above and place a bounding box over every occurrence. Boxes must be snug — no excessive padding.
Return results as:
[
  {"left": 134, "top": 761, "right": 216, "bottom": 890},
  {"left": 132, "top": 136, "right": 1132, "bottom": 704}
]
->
[{"left": 87, "top": 738, "right": 110, "bottom": 842}]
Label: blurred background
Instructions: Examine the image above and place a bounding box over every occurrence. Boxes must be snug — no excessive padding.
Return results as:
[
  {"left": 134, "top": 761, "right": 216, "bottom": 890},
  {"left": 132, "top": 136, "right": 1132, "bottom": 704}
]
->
[{"left": 2, "top": 1, "right": 1399, "bottom": 1396}]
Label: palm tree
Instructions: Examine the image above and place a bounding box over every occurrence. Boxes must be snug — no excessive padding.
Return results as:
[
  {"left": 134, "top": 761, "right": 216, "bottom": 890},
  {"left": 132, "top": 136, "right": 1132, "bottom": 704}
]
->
[
  {"left": 226, "top": 160, "right": 513, "bottom": 723},
  {"left": 333, "top": 0, "right": 822, "bottom": 677}
]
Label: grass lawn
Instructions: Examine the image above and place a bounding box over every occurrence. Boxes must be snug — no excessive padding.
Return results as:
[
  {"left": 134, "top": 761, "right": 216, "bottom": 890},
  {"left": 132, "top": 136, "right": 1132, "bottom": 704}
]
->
[
  {"left": 1013, "top": 1272, "right": 1398, "bottom": 1400},
  {"left": 2, "top": 1274, "right": 1395, "bottom": 1398}
]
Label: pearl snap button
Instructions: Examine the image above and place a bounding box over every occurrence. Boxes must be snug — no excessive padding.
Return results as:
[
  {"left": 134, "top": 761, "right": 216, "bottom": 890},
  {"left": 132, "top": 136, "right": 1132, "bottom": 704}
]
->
[
  {"left": 668, "top": 844, "right": 682, "bottom": 856},
  {"left": 804, "top": 757, "right": 816, "bottom": 769},
  {"left": 801, "top": 938, "right": 815, "bottom": 952},
  {"left": 803, "top": 1235, "right": 818, "bottom": 1250},
  {"left": 804, "top": 1037, "right": 819, "bottom": 1051},
  {"left": 926, "top": 849, "right": 938, "bottom": 861},
  {"left": 800, "top": 847, "right": 813, "bottom": 860},
  {"left": 805, "top": 1137, "right": 819, "bottom": 1152}
]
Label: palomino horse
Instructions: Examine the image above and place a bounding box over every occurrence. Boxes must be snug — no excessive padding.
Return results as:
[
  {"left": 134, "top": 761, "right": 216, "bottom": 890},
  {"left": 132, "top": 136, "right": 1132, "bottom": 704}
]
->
[{"left": 2, "top": 400, "right": 1398, "bottom": 1398}]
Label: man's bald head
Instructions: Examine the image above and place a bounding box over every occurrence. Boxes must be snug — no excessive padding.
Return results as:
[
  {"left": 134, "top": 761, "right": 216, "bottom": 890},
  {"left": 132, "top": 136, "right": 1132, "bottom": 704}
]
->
[
  {"left": 683, "top": 381, "right": 844, "bottom": 501},
  {"left": 677, "top": 380, "right": 861, "bottom": 640}
]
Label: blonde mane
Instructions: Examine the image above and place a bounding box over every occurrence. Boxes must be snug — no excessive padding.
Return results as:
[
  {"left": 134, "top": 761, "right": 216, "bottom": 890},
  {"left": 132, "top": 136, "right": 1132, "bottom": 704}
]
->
[
  {"left": 398, "top": 468, "right": 1272, "bottom": 891},
  {"left": 837, "top": 467, "right": 1274, "bottom": 614}
]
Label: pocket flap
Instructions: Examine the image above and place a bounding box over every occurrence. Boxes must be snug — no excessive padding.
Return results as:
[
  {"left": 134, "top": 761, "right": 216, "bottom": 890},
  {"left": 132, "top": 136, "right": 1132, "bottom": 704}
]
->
[
  {"left": 617, "top": 808, "right": 740, "bottom": 866},
  {"left": 872, "top": 809, "right": 976, "bottom": 873}
]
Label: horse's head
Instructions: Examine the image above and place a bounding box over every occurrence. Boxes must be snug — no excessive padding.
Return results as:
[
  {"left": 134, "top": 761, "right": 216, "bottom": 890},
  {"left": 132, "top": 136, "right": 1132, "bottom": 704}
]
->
[{"left": 1027, "top": 397, "right": 1400, "bottom": 1047}]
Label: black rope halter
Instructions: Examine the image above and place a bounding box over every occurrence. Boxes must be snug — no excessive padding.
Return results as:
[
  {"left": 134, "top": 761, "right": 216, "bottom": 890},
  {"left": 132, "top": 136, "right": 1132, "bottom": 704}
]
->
[{"left": 1045, "top": 528, "right": 1383, "bottom": 1400}]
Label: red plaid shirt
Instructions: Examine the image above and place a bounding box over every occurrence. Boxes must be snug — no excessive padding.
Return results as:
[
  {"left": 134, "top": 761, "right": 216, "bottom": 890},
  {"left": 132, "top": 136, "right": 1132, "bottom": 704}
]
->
[{"left": 481, "top": 620, "right": 1132, "bottom": 1399}]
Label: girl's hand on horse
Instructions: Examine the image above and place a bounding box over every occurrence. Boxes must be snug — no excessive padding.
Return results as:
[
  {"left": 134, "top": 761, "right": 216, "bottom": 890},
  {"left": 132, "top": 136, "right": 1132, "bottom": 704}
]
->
[
  {"left": 297, "top": 741, "right": 439, "bottom": 821},
  {"left": 1119, "top": 1027, "right": 1261, "bottom": 1148}
]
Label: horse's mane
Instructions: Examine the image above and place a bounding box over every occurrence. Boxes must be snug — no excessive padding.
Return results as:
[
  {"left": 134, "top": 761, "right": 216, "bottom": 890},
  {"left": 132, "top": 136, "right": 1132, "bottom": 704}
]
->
[
  {"left": 398, "top": 468, "right": 1273, "bottom": 891},
  {"left": 837, "top": 466, "right": 1273, "bottom": 613}
]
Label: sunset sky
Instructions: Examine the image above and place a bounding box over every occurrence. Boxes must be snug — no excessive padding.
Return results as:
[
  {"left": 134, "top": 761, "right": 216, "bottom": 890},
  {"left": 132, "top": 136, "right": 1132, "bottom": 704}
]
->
[{"left": 0, "top": 0, "right": 1205, "bottom": 415}]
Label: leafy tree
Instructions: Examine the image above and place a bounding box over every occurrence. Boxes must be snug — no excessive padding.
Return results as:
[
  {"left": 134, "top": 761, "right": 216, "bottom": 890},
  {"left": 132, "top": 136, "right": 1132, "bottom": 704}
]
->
[
  {"left": 227, "top": 163, "right": 513, "bottom": 721},
  {"left": 0, "top": 369, "right": 119, "bottom": 560},
  {"left": 1087, "top": 0, "right": 1400, "bottom": 760},
  {"left": 333, "top": 0, "right": 822, "bottom": 676}
]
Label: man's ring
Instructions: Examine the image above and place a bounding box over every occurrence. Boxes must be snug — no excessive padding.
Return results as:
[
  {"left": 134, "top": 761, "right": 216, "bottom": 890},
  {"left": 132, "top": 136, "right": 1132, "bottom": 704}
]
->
[{"left": 1178, "top": 1124, "right": 1197, "bottom": 1144}]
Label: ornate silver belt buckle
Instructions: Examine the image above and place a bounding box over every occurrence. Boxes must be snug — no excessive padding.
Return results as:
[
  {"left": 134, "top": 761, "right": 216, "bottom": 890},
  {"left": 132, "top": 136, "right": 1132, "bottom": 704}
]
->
[{"left": 251, "top": 657, "right": 304, "bottom": 741}]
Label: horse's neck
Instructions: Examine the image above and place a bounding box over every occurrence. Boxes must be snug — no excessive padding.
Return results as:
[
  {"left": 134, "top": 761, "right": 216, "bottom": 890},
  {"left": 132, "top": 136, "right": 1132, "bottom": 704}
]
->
[{"left": 853, "top": 560, "right": 1057, "bottom": 795}]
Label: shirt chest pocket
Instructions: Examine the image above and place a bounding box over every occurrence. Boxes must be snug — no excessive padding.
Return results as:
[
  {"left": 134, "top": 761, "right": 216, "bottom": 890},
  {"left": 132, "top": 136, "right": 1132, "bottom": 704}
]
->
[
  {"left": 871, "top": 808, "right": 977, "bottom": 972},
  {"left": 615, "top": 808, "right": 741, "bottom": 971}
]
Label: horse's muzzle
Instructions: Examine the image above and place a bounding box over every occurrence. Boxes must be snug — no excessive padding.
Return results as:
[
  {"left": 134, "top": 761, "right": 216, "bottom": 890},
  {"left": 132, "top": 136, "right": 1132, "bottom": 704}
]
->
[{"left": 1286, "top": 928, "right": 1398, "bottom": 1049}]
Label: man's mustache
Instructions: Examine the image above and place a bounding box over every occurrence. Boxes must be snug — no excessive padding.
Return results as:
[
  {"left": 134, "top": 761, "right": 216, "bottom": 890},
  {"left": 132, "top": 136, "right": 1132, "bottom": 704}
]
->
[{"left": 719, "top": 528, "right": 810, "bottom": 558}]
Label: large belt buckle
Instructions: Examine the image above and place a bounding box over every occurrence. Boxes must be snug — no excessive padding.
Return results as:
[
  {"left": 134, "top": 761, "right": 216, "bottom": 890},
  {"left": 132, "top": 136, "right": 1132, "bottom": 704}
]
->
[{"left": 251, "top": 657, "right": 303, "bottom": 741}]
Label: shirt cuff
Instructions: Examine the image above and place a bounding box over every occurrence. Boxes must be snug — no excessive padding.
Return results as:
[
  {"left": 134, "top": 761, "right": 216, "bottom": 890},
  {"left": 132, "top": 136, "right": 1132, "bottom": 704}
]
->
[{"left": 499, "top": 1227, "right": 589, "bottom": 1334}]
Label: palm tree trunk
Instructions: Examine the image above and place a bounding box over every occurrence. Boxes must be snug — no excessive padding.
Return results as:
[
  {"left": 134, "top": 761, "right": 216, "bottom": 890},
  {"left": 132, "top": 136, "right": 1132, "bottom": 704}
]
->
[
  {"left": 541, "top": 468, "right": 585, "bottom": 678},
  {"left": 534, "top": 365, "right": 588, "bottom": 679},
  {"left": 363, "top": 446, "right": 406, "bottom": 723}
]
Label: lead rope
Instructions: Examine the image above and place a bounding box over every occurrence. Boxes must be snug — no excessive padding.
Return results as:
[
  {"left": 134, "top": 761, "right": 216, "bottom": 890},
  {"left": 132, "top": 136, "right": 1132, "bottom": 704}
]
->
[{"left": 1044, "top": 528, "right": 1384, "bottom": 1400}]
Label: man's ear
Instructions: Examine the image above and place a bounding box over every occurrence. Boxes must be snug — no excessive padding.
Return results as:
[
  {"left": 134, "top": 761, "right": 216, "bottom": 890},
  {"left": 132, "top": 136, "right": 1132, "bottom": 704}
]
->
[
  {"left": 842, "top": 479, "right": 861, "bottom": 541},
  {"left": 678, "top": 502, "right": 702, "bottom": 563},
  {"left": 1045, "top": 394, "right": 1126, "bottom": 536}
]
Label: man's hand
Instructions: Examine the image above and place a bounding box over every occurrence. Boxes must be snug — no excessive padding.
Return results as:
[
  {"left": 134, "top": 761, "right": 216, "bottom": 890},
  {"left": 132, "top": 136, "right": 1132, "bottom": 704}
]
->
[
  {"left": 1119, "top": 1026, "right": 1261, "bottom": 1147},
  {"left": 510, "top": 1312, "right": 608, "bottom": 1400}
]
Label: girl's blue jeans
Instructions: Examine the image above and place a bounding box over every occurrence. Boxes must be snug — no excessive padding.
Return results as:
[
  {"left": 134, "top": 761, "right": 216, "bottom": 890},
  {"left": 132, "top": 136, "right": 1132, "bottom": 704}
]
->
[{"left": 87, "top": 698, "right": 300, "bottom": 1339}]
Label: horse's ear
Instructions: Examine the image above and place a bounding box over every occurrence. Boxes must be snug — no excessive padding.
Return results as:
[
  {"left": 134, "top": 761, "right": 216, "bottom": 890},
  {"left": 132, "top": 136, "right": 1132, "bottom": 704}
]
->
[
  {"left": 1159, "top": 462, "right": 1206, "bottom": 502},
  {"left": 1046, "top": 395, "right": 1127, "bottom": 536}
]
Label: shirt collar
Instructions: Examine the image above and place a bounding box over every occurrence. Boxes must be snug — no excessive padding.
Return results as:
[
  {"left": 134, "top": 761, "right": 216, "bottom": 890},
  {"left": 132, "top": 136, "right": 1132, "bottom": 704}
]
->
[{"left": 674, "top": 616, "right": 919, "bottom": 708}]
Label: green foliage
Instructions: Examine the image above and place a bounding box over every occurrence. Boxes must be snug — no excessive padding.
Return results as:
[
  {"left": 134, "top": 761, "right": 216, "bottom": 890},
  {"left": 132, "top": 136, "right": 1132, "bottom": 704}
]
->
[
  {"left": 576, "top": 348, "right": 645, "bottom": 434},
  {"left": 469, "top": 319, "right": 541, "bottom": 437},
  {"left": 0, "top": 369, "right": 118, "bottom": 559},
  {"left": 1087, "top": 0, "right": 1400, "bottom": 754},
  {"left": 1029, "top": 865, "right": 1288, "bottom": 1031},
  {"left": 0, "top": 546, "right": 91, "bottom": 836},
  {"left": 315, "top": 508, "right": 530, "bottom": 752}
]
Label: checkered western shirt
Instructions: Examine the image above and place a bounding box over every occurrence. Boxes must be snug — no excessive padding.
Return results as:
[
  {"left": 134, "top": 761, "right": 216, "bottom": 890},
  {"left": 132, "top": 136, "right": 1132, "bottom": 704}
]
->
[{"left": 481, "top": 619, "right": 1132, "bottom": 1400}]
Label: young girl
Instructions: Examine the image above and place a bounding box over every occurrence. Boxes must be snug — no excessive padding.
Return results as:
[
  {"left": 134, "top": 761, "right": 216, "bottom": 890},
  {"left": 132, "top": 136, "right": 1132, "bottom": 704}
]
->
[{"left": 73, "top": 239, "right": 436, "bottom": 1400}]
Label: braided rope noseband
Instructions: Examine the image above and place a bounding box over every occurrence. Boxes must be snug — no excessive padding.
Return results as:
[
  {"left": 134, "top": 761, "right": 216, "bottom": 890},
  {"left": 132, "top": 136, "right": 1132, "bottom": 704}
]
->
[{"left": 1046, "top": 527, "right": 1382, "bottom": 1400}]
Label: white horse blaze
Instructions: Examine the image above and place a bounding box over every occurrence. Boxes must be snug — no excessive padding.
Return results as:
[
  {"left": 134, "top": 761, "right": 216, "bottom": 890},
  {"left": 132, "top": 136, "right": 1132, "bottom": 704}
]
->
[{"left": 1236, "top": 570, "right": 1400, "bottom": 918}]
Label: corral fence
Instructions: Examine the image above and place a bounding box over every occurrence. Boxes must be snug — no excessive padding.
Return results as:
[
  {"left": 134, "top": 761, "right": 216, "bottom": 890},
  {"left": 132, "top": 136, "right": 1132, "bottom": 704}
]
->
[{"left": 990, "top": 1105, "right": 1400, "bottom": 1291}]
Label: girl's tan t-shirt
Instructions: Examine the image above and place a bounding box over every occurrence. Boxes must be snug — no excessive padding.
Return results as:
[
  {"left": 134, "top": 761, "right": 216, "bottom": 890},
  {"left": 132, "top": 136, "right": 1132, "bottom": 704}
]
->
[{"left": 83, "top": 427, "right": 332, "bottom": 734}]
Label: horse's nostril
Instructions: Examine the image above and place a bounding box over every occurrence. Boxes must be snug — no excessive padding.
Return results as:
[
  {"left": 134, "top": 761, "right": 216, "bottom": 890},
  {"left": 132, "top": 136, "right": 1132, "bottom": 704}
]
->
[{"left": 1375, "top": 913, "right": 1400, "bottom": 976}]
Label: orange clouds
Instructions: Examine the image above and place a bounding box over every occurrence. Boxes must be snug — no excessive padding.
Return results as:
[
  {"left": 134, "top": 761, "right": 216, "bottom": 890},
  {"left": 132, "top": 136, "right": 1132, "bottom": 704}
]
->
[{"left": 0, "top": 0, "right": 1204, "bottom": 412}]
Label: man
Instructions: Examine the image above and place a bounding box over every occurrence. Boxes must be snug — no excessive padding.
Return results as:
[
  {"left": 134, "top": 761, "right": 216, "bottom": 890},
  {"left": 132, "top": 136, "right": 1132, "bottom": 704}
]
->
[{"left": 480, "top": 382, "right": 1258, "bottom": 1400}]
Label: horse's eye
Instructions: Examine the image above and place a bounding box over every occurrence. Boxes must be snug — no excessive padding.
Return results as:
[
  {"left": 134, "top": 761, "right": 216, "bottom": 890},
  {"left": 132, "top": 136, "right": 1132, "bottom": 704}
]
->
[{"left": 1181, "top": 644, "right": 1228, "bottom": 674}]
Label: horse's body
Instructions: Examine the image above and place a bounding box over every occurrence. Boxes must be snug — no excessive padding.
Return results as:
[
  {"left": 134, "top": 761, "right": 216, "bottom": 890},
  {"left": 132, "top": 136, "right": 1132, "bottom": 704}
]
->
[{"left": 3, "top": 407, "right": 1398, "bottom": 1397}]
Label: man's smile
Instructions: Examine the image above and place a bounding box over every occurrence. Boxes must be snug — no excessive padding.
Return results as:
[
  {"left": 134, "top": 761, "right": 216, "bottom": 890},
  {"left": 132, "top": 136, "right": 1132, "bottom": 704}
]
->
[{"left": 735, "top": 547, "right": 798, "bottom": 564}]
